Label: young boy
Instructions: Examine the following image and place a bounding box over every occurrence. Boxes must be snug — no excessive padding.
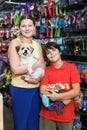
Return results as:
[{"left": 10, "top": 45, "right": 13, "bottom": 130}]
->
[{"left": 39, "top": 42, "right": 81, "bottom": 130}]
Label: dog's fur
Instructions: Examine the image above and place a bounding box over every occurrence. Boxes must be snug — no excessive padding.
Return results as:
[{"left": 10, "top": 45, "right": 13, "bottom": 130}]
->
[{"left": 16, "top": 43, "right": 44, "bottom": 80}]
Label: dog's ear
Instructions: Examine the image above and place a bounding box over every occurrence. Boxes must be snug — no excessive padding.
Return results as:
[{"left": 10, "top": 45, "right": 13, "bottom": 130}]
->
[
  {"left": 15, "top": 45, "right": 20, "bottom": 52},
  {"left": 29, "top": 46, "right": 34, "bottom": 54}
]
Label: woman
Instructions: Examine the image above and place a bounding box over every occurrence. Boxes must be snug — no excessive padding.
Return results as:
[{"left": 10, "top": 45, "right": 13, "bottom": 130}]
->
[
  {"left": 39, "top": 42, "right": 81, "bottom": 130},
  {"left": 8, "top": 14, "right": 45, "bottom": 130}
]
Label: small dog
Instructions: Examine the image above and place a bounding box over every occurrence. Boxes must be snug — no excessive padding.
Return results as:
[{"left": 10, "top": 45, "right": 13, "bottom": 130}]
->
[{"left": 16, "top": 43, "right": 44, "bottom": 80}]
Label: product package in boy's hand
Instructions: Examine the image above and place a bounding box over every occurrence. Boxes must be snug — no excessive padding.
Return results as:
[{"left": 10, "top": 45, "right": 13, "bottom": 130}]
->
[{"left": 41, "top": 94, "right": 50, "bottom": 107}]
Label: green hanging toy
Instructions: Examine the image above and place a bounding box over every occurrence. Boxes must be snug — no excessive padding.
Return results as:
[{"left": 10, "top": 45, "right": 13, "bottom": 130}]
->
[{"left": 14, "top": 11, "right": 20, "bottom": 26}]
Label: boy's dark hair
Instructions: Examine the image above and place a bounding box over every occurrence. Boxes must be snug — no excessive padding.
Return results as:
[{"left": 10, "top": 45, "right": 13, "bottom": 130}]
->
[{"left": 43, "top": 42, "right": 60, "bottom": 58}]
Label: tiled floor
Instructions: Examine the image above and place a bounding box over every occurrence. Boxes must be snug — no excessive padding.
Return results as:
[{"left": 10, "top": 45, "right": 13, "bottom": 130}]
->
[{"left": 3, "top": 105, "right": 14, "bottom": 130}]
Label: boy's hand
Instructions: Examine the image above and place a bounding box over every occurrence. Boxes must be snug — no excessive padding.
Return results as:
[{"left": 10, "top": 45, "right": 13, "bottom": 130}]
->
[
  {"left": 46, "top": 90, "right": 59, "bottom": 101},
  {"left": 46, "top": 90, "right": 72, "bottom": 105}
]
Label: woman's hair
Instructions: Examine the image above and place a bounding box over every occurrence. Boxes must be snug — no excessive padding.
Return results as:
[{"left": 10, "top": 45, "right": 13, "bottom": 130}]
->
[
  {"left": 19, "top": 14, "right": 35, "bottom": 27},
  {"left": 43, "top": 42, "right": 60, "bottom": 57}
]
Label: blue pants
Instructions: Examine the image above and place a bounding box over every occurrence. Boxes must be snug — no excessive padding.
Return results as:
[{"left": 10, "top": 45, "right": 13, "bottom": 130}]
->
[{"left": 10, "top": 85, "right": 41, "bottom": 130}]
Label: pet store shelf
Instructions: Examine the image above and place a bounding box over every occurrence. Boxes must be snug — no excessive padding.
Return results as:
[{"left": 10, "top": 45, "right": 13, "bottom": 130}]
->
[{"left": 62, "top": 55, "right": 87, "bottom": 64}]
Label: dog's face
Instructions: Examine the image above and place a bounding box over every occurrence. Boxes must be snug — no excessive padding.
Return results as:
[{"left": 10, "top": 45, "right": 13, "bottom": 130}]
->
[{"left": 16, "top": 43, "right": 34, "bottom": 58}]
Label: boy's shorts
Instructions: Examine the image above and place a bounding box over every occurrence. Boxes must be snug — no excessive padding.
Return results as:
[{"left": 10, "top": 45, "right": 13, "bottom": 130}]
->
[{"left": 39, "top": 116, "right": 73, "bottom": 130}]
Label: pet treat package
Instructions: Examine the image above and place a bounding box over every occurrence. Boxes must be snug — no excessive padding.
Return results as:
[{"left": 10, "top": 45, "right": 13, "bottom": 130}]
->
[{"left": 0, "top": 93, "right": 4, "bottom": 130}]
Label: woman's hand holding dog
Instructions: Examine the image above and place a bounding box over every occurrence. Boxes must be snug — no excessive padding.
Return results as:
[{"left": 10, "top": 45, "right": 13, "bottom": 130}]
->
[{"left": 24, "top": 75, "right": 42, "bottom": 84}]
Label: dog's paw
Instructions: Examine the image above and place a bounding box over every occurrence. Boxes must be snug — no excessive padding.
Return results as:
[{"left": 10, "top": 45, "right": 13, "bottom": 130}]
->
[{"left": 24, "top": 75, "right": 31, "bottom": 81}]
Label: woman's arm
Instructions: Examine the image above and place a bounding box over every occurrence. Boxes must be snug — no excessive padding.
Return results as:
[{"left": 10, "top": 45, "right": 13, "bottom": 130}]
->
[{"left": 8, "top": 39, "right": 28, "bottom": 75}]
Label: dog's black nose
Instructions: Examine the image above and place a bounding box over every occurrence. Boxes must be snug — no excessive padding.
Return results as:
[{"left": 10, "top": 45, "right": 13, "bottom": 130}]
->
[
  {"left": 23, "top": 50, "right": 28, "bottom": 56},
  {"left": 24, "top": 50, "right": 27, "bottom": 53}
]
